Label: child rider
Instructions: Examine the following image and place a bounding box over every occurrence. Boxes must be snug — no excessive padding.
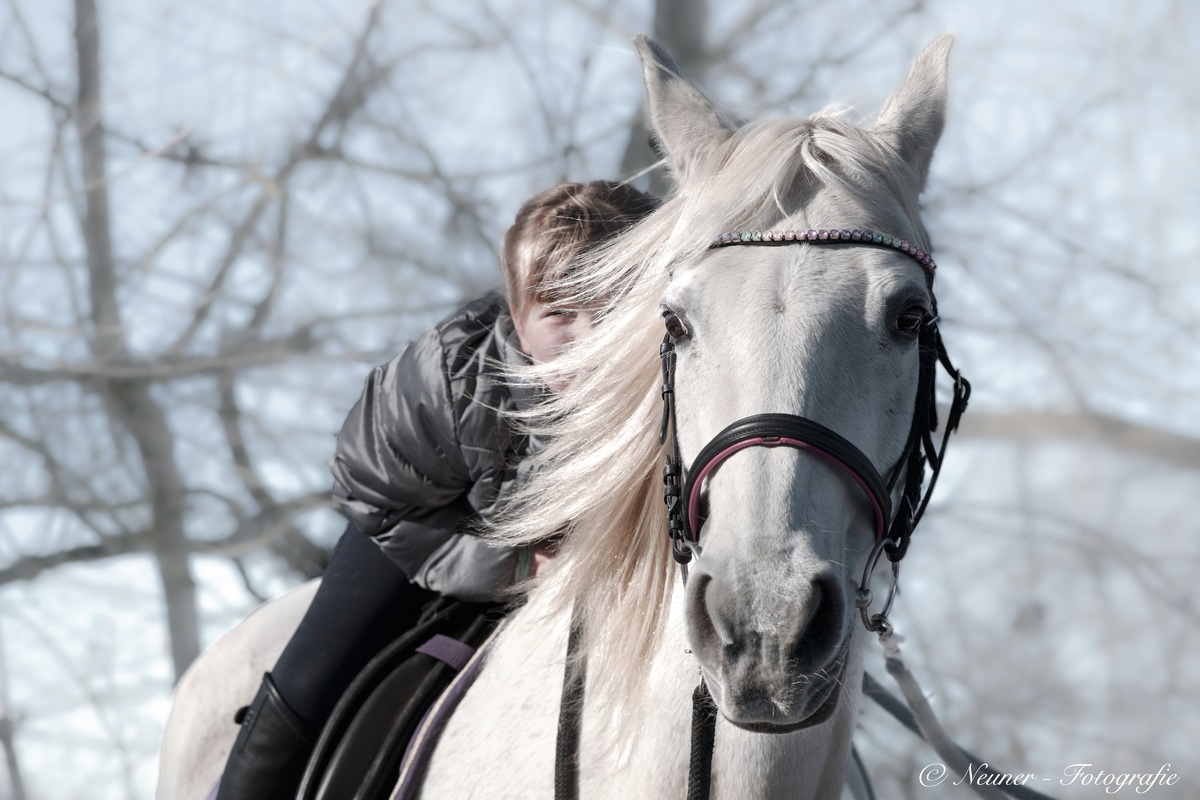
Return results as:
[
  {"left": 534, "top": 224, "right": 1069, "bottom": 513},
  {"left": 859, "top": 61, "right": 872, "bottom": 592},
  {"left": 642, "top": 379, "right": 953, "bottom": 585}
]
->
[{"left": 214, "top": 180, "right": 659, "bottom": 800}]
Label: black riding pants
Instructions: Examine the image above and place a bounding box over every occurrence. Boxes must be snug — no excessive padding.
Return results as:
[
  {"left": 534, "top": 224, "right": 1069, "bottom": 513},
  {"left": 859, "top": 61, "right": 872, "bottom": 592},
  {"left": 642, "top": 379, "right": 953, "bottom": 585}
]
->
[{"left": 270, "top": 524, "right": 438, "bottom": 727}]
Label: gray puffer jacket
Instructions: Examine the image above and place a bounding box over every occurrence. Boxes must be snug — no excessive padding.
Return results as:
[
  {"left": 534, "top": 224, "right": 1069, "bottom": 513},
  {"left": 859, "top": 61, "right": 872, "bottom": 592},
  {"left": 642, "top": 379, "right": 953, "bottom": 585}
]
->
[{"left": 328, "top": 292, "right": 540, "bottom": 602}]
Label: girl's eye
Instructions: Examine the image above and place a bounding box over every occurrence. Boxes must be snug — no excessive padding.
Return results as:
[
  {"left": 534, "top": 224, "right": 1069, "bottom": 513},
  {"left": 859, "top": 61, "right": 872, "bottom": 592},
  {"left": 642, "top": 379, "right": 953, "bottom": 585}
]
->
[
  {"left": 663, "top": 311, "right": 690, "bottom": 340},
  {"left": 547, "top": 309, "right": 577, "bottom": 320},
  {"left": 895, "top": 306, "right": 927, "bottom": 337}
]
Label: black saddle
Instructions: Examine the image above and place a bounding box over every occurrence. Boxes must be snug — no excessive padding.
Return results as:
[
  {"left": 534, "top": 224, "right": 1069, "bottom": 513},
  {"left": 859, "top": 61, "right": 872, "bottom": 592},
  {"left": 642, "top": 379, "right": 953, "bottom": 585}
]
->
[{"left": 296, "top": 598, "right": 502, "bottom": 800}]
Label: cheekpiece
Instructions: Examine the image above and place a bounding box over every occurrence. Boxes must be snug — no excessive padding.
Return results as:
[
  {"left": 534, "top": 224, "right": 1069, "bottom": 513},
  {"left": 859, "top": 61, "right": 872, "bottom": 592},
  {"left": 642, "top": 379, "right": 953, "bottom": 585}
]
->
[{"left": 710, "top": 228, "right": 936, "bottom": 273}]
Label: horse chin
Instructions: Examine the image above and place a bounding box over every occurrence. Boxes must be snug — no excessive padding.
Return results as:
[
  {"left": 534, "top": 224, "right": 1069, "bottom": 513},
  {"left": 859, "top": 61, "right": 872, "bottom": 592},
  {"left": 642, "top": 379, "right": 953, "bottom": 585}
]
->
[{"left": 708, "top": 648, "right": 849, "bottom": 734}]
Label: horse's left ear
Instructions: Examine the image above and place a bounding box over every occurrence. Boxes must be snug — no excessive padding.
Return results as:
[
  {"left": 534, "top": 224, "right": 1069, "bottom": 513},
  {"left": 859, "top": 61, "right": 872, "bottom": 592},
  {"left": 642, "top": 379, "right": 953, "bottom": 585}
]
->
[
  {"left": 871, "top": 34, "right": 954, "bottom": 191},
  {"left": 635, "top": 35, "right": 735, "bottom": 187}
]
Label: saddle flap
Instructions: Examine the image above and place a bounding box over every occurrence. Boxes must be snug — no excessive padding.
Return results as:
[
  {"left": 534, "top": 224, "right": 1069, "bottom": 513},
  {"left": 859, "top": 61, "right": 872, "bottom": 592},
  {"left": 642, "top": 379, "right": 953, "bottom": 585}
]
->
[{"left": 297, "top": 601, "right": 500, "bottom": 800}]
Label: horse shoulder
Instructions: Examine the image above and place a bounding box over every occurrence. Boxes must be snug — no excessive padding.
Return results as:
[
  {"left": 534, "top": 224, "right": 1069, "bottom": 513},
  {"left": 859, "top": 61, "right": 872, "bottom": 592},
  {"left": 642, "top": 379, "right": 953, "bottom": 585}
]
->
[{"left": 417, "top": 599, "right": 569, "bottom": 799}]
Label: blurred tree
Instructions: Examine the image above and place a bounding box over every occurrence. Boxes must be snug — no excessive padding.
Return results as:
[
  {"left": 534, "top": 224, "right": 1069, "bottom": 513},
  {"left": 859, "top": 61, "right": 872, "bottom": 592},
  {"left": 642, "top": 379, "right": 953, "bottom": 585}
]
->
[{"left": 1, "top": 0, "right": 394, "bottom": 683}]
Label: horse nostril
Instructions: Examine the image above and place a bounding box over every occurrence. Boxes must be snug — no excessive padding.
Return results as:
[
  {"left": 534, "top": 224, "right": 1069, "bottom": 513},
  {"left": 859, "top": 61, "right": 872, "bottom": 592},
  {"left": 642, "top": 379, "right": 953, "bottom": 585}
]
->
[{"left": 787, "top": 573, "right": 846, "bottom": 671}]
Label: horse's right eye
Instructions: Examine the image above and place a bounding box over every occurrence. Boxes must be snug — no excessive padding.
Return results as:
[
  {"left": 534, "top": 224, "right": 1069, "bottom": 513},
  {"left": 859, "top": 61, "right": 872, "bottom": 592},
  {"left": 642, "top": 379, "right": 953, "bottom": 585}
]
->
[
  {"left": 894, "top": 306, "right": 927, "bottom": 337},
  {"left": 664, "top": 311, "right": 690, "bottom": 340}
]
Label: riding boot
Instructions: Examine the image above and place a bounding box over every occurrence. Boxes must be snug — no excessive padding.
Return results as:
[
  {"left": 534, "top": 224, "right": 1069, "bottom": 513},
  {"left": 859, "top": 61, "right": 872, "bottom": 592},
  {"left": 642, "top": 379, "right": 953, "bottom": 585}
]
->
[{"left": 215, "top": 672, "right": 315, "bottom": 800}]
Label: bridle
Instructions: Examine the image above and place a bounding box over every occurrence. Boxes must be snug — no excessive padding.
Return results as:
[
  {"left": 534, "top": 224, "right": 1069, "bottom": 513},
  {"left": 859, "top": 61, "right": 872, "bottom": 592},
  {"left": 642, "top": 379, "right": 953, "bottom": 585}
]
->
[
  {"left": 658, "top": 226, "right": 971, "bottom": 633},
  {"left": 557, "top": 228, "right": 1050, "bottom": 800}
]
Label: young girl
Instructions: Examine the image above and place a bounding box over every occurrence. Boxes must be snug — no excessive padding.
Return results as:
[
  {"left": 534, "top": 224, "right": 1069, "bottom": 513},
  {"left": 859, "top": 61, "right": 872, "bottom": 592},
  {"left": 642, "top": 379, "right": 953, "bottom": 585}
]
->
[{"left": 215, "top": 180, "right": 658, "bottom": 800}]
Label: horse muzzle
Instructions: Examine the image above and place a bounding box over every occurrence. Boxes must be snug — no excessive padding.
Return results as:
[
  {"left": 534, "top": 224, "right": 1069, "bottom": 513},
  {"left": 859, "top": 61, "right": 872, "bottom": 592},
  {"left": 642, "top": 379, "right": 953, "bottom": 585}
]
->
[{"left": 685, "top": 569, "right": 851, "bottom": 732}]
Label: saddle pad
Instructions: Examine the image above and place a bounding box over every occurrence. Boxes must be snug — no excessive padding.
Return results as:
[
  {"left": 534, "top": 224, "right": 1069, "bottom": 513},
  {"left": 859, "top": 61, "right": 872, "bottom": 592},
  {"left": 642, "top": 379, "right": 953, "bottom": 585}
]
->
[
  {"left": 297, "top": 600, "right": 501, "bottom": 800},
  {"left": 390, "top": 623, "right": 503, "bottom": 800}
]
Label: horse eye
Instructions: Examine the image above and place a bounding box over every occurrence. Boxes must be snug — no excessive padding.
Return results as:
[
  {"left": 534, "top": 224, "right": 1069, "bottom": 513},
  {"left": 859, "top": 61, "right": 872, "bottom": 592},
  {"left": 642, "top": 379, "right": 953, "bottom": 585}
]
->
[
  {"left": 895, "top": 307, "right": 926, "bottom": 337},
  {"left": 664, "top": 311, "right": 690, "bottom": 340}
]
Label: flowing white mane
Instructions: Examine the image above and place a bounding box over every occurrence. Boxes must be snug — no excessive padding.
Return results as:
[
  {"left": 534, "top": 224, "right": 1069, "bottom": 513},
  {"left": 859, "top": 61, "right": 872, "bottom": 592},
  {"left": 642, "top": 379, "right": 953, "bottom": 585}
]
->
[{"left": 490, "top": 110, "right": 930, "bottom": 706}]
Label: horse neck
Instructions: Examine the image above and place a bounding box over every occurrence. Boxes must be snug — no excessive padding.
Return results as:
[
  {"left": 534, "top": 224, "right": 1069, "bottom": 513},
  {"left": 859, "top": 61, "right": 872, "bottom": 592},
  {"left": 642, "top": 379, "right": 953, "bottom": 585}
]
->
[{"left": 555, "top": 573, "right": 864, "bottom": 800}]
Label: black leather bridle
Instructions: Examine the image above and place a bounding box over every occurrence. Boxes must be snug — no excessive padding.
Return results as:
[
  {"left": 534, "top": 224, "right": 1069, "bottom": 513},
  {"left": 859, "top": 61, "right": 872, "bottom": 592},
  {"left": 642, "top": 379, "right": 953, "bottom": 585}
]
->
[{"left": 658, "top": 227, "right": 971, "bottom": 574}]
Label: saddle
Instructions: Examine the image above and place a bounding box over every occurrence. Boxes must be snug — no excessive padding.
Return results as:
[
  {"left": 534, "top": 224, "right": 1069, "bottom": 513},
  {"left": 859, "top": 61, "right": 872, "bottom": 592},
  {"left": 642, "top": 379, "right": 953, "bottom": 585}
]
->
[{"left": 296, "top": 598, "right": 503, "bottom": 800}]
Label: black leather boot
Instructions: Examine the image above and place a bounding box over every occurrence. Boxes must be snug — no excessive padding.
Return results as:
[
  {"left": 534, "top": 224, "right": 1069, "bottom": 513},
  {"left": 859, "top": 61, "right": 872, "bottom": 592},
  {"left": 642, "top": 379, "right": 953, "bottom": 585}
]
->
[{"left": 215, "top": 673, "right": 315, "bottom": 800}]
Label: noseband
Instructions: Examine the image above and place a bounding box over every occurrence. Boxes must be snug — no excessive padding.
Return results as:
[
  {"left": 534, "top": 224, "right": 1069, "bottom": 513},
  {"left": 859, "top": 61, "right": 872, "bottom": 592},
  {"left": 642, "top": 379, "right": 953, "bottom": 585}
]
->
[{"left": 658, "top": 228, "right": 970, "bottom": 592}]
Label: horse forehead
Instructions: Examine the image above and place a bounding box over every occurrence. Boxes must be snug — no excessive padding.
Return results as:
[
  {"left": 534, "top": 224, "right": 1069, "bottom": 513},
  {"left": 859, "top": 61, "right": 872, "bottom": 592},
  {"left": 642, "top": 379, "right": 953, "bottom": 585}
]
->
[
  {"left": 684, "top": 245, "right": 887, "bottom": 317},
  {"left": 678, "top": 247, "right": 923, "bottom": 399},
  {"left": 678, "top": 254, "right": 874, "bottom": 393}
]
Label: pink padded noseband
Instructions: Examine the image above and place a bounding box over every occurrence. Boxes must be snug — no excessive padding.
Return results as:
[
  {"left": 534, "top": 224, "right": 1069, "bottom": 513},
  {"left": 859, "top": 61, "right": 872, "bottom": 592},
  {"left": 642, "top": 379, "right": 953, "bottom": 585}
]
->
[{"left": 685, "top": 435, "right": 889, "bottom": 544}]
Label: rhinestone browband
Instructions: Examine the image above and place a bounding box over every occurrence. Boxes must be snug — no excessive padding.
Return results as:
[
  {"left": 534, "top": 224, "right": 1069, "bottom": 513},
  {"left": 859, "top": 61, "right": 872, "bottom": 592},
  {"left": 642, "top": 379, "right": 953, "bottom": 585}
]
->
[{"left": 709, "top": 228, "right": 935, "bottom": 272}]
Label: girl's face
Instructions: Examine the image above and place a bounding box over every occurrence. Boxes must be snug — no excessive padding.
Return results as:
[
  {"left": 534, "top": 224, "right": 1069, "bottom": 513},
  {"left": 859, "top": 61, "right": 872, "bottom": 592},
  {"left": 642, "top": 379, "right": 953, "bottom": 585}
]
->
[{"left": 512, "top": 300, "right": 595, "bottom": 370}]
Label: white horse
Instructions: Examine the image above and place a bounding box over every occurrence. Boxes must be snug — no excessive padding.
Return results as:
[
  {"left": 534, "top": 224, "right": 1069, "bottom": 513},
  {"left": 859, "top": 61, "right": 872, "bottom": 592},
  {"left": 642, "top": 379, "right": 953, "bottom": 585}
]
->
[{"left": 159, "top": 33, "right": 955, "bottom": 800}]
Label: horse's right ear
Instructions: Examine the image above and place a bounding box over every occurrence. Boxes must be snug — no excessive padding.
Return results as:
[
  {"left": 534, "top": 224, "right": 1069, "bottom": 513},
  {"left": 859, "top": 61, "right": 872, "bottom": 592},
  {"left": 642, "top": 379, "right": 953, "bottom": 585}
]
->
[{"left": 635, "top": 35, "right": 734, "bottom": 187}]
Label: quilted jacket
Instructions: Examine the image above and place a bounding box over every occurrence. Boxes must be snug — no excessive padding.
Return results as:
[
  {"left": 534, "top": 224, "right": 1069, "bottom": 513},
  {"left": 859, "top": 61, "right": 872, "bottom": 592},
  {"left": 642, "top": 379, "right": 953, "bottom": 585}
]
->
[{"left": 328, "top": 292, "right": 541, "bottom": 602}]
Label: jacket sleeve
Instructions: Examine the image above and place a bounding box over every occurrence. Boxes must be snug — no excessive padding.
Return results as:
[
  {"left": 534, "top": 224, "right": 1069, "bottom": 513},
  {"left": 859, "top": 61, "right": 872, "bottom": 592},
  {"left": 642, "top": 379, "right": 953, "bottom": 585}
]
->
[{"left": 328, "top": 327, "right": 517, "bottom": 596}]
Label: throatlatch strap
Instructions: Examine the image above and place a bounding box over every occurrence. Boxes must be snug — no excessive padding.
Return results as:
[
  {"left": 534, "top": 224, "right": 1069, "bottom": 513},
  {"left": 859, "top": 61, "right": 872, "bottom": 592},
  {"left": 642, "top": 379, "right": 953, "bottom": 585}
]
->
[
  {"left": 554, "top": 616, "right": 586, "bottom": 800},
  {"left": 687, "top": 682, "right": 717, "bottom": 800}
]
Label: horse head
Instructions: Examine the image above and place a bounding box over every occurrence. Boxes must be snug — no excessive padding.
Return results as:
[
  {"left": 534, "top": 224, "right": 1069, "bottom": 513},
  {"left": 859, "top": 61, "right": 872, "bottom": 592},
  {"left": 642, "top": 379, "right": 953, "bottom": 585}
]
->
[{"left": 638, "top": 34, "right": 953, "bottom": 732}]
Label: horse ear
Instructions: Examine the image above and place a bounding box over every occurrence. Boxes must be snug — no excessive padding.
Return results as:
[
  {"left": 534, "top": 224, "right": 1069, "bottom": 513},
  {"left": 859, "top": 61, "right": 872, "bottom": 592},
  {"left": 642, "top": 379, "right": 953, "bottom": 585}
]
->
[
  {"left": 635, "top": 35, "right": 734, "bottom": 187},
  {"left": 871, "top": 34, "right": 954, "bottom": 191}
]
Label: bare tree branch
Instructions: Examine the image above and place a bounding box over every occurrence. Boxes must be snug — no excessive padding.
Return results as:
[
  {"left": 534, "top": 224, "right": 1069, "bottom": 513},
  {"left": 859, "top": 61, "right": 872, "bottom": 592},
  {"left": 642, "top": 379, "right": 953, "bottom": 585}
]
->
[
  {"left": 0, "top": 331, "right": 320, "bottom": 384},
  {"left": 0, "top": 534, "right": 145, "bottom": 586},
  {"left": 194, "top": 491, "right": 334, "bottom": 559},
  {"left": 0, "top": 66, "right": 70, "bottom": 112},
  {"left": 955, "top": 408, "right": 1200, "bottom": 470},
  {"left": 163, "top": 1, "right": 386, "bottom": 358}
]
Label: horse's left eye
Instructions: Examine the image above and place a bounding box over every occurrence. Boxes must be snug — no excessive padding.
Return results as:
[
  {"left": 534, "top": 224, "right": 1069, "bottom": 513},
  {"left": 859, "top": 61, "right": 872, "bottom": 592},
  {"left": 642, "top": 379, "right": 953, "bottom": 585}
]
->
[
  {"left": 895, "top": 307, "right": 926, "bottom": 337},
  {"left": 664, "top": 311, "right": 690, "bottom": 340}
]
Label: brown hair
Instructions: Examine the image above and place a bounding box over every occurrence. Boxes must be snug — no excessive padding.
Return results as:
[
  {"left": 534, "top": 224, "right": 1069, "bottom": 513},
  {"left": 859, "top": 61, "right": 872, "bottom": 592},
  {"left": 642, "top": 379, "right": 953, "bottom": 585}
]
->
[{"left": 500, "top": 180, "right": 659, "bottom": 316}]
